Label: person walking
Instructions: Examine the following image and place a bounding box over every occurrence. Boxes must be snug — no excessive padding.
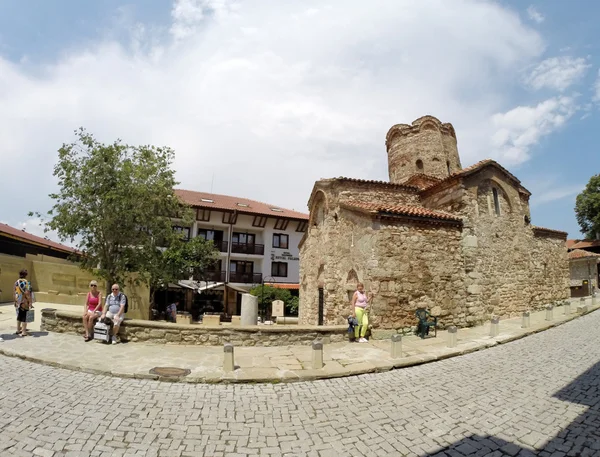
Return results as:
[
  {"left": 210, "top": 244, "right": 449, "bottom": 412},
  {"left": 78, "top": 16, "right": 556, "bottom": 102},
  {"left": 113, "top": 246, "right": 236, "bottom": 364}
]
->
[
  {"left": 351, "top": 282, "right": 373, "bottom": 343},
  {"left": 100, "top": 284, "right": 126, "bottom": 344},
  {"left": 83, "top": 280, "right": 102, "bottom": 341},
  {"left": 14, "top": 269, "right": 33, "bottom": 337}
]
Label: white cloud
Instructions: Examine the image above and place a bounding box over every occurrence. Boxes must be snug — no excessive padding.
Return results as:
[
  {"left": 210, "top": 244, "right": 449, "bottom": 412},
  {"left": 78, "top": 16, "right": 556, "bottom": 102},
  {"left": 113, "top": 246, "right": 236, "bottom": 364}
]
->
[
  {"left": 490, "top": 96, "right": 578, "bottom": 165},
  {"left": 527, "top": 5, "right": 544, "bottom": 24},
  {"left": 0, "top": 0, "right": 556, "bottom": 226},
  {"left": 531, "top": 184, "right": 585, "bottom": 205},
  {"left": 524, "top": 56, "right": 590, "bottom": 91}
]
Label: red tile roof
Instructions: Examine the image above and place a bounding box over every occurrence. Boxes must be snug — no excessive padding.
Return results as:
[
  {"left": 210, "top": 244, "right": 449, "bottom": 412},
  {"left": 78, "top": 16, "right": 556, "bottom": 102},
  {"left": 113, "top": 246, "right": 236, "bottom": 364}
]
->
[
  {"left": 568, "top": 249, "right": 600, "bottom": 260},
  {"left": 332, "top": 177, "right": 420, "bottom": 192},
  {"left": 269, "top": 283, "right": 300, "bottom": 290},
  {"left": 341, "top": 202, "right": 463, "bottom": 224},
  {"left": 0, "top": 222, "right": 78, "bottom": 255},
  {"left": 422, "top": 159, "right": 531, "bottom": 196},
  {"left": 566, "top": 239, "right": 579, "bottom": 249},
  {"left": 175, "top": 189, "right": 309, "bottom": 220},
  {"left": 403, "top": 174, "right": 442, "bottom": 190},
  {"left": 532, "top": 225, "right": 568, "bottom": 239},
  {"left": 571, "top": 239, "right": 600, "bottom": 250}
]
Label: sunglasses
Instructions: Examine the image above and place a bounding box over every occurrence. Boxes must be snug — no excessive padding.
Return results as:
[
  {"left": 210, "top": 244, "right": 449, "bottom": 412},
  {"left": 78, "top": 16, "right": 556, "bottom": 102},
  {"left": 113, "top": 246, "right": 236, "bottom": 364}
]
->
[
  {"left": 112, "top": 288, "right": 119, "bottom": 291},
  {"left": 90, "top": 285, "right": 97, "bottom": 287}
]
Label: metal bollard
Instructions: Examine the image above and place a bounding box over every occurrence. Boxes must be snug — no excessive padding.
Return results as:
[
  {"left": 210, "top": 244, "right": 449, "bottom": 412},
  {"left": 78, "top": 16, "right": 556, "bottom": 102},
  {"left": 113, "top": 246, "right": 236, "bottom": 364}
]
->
[
  {"left": 223, "top": 343, "right": 234, "bottom": 372},
  {"left": 447, "top": 326, "right": 457, "bottom": 348},
  {"left": 489, "top": 317, "right": 499, "bottom": 337},
  {"left": 312, "top": 340, "right": 324, "bottom": 369},
  {"left": 391, "top": 334, "right": 403, "bottom": 358},
  {"left": 564, "top": 302, "right": 571, "bottom": 315},
  {"left": 522, "top": 311, "right": 530, "bottom": 329},
  {"left": 545, "top": 305, "right": 554, "bottom": 321}
]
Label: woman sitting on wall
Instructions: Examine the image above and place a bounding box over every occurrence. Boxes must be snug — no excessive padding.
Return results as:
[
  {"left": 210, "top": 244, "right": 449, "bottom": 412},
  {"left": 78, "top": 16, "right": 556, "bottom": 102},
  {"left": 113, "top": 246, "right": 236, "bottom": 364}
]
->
[
  {"left": 83, "top": 280, "right": 102, "bottom": 341},
  {"left": 351, "top": 282, "right": 373, "bottom": 343}
]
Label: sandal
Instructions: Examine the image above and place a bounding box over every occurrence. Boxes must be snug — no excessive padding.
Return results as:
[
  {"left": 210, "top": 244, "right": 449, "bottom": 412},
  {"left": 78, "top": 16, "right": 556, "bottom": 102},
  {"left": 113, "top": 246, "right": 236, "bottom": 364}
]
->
[{"left": 84, "top": 336, "right": 91, "bottom": 342}]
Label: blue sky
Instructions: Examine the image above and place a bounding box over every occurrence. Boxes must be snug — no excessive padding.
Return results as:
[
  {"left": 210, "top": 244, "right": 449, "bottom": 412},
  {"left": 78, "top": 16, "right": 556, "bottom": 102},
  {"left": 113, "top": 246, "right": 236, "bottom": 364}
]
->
[{"left": 0, "top": 0, "right": 599, "bottom": 241}]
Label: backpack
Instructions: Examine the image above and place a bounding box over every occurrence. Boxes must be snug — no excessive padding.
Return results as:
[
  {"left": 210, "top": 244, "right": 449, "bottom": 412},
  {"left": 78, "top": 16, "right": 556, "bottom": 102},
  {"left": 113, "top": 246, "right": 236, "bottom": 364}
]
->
[
  {"left": 120, "top": 293, "right": 129, "bottom": 314},
  {"left": 14, "top": 279, "right": 31, "bottom": 307}
]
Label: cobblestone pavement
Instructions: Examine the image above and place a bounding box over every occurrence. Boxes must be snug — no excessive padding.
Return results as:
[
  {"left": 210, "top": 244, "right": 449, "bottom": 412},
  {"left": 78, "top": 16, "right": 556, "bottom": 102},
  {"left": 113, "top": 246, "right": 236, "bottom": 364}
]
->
[{"left": 1, "top": 311, "right": 600, "bottom": 457}]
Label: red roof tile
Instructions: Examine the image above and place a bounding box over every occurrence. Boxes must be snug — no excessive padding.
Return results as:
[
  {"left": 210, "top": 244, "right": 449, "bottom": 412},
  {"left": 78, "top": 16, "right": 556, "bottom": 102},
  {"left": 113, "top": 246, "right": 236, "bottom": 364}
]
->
[
  {"left": 341, "top": 202, "right": 462, "bottom": 224},
  {"left": 175, "top": 189, "right": 309, "bottom": 220},
  {"left": 566, "top": 239, "right": 579, "bottom": 249},
  {"left": 0, "top": 222, "right": 78, "bottom": 255},
  {"left": 568, "top": 249, "right": 600, "bottom": 260},
  {"left": 422, "top": 159, "right": 531, "bottom": 195},
  {"left": 332, "top": 177, "right": 420, "bottom": 192},
  {"left": 532, "top": 225, "right": 568, "bottom": 239},
  {"left": 571, "top": 239, "right": 600, "bottom": 250},
  {"left": 403, "top": 174, "right": 442, "bottom": 190}
]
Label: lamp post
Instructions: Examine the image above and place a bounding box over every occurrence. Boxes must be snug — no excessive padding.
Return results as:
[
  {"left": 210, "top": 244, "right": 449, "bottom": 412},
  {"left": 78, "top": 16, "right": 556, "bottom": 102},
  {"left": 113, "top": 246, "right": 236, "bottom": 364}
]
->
[{"left": 260, "top": 276, "right": 275, "bottom": 322}]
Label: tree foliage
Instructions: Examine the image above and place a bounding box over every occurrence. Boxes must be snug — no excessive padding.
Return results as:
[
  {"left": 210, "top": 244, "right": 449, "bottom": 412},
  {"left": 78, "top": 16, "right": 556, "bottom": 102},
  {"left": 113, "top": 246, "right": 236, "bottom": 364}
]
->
[
  {"left": 249, "top": 285, "right": 299, "bottom": 316},
  {"left": 33, "top": 128, "right": 217, "bottom": 297},
  {"left": 575, "top": 174, "right": 600, "bottom": 239}
]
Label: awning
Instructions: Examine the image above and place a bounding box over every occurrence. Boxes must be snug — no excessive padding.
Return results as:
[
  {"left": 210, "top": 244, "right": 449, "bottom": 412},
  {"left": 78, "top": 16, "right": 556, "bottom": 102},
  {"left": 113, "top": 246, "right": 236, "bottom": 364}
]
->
[
  {"left": 270, "top": 283, "right": 300, "bottom": 290},
  {"left": 167, "top": 280, "right": 252, "bottom": 294}
]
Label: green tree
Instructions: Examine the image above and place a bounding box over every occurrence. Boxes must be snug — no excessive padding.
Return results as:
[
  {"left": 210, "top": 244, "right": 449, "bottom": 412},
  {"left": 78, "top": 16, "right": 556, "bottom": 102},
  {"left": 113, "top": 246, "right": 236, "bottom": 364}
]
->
[
  {"left": 575, "top": 174, "right": 600, "bottom": 239},
  {"left": 149, "top": 235, "right": 219, "bottom": 304},
  {"left": 249, "top": 285, "right": 299, "bottom": 316},
  {"left": 32, "top": 128, "right": 217, "bottom": 302}
]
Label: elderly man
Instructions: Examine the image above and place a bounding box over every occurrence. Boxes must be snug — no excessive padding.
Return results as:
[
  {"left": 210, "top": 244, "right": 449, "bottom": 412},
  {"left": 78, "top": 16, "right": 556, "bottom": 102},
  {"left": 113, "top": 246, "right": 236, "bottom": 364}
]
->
[{"left": 101, "top": 284, "right": 126, "bottom": 344}]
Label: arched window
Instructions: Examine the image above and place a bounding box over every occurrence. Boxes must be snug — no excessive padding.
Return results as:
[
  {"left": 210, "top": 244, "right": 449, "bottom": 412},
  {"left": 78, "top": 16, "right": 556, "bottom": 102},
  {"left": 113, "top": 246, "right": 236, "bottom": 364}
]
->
[
  {"left": 492, "top": 188, "right": 500, "bottom": 216},
  {"left": 416, "top": 159, "right": 424, "bottom": 172}
]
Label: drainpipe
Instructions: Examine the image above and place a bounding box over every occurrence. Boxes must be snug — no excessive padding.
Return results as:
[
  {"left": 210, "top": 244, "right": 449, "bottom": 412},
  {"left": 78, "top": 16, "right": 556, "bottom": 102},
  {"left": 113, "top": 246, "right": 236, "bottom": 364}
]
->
[{"left": 225, "top": 212, "right": 235, "bottom": 283}]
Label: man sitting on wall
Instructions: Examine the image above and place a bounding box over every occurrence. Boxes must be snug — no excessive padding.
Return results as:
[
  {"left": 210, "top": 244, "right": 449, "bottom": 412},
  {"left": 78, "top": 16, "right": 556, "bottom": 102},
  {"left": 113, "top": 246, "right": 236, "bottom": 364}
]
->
[
  {"left": 101, "top": 284, "right": 126, "bottom": 344},
  {"left": 166, "top": 300, "right": 178, "bottom": 323}
]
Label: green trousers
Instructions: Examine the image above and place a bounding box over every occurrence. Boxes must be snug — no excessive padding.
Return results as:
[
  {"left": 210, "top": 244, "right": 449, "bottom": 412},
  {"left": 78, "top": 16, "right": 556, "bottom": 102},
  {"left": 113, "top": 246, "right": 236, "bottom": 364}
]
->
[{"left": 354, "top": 307, "right": 368, "bottom": 338}]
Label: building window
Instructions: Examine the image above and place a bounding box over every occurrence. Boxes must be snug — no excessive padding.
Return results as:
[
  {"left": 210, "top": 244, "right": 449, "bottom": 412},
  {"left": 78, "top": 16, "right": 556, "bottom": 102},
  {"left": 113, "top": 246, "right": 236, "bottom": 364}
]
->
[
  {"left": 447, "top": 160, "right": 451, "bottom": 175},
  {"left": 197, "top": 209, "right": 211, "bottom": 222},
  {"left": 223, "top": 212, "right": 238, "bottom": 224},
  {"left": 416, "top": 159, "right": 424, "bottom": 172},
  {"left": 271, "top": 262, "right": 288, "bottom": 277},
  {"left": 232, "top": 232, "right": 256, "bottom": 245},
  {"left": 492, "top": 188, "right": 500, "bottom": 216},
  {"left": 273, "top": 233, "right": 289, "bottom": 249},
  {"left": 252, "top": 216, "right": 267, "bottom": 227},
  {"left": 172, "top": 226, "right": 190, "bottom": 240},
  {"left": 296, "top": 221, "right": 307, "bottom": 232},
  {"left": 274, "top": 218, "right": 289, "bottom": 230}
]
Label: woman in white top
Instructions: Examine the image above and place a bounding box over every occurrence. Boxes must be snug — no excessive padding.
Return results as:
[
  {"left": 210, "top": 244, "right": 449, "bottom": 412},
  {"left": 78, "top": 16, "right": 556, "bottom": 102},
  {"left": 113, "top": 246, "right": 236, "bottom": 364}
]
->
[{"left": 351, "top": 282, "right": 373, "bottom": 343}]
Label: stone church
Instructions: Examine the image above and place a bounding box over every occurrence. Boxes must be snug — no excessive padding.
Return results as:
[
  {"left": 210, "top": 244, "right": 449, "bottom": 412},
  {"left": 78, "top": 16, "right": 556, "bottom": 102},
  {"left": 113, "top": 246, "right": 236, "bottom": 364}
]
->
[{"left": 298, "top": 116, "right": 569, "bottom": 330}]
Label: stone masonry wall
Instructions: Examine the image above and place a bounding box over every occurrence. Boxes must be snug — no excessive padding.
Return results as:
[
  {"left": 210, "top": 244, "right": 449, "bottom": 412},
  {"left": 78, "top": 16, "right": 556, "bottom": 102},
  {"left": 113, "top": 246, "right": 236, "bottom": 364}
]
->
[
  {"left": 300, "top": 206, "right": 466, "bottom": 330},
  {"left": 453, "top": 170, "right": 569, "bottom": 323},
  {"left": 41, "top": 309, "right": 347, "bottom": 346},
  {"left": 569, "top": 259, "right": 598, "bottom": 290}
]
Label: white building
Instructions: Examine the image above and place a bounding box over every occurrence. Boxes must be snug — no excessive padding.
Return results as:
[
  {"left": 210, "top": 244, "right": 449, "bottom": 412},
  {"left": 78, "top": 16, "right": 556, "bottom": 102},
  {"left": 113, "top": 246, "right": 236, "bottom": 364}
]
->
[{"left": 173, "top": 189, "right": 308, "bottom": 318}]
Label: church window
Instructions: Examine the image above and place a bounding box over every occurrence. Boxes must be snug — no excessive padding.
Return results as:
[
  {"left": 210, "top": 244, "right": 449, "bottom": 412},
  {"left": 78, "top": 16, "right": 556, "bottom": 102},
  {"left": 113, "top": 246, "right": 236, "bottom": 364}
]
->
[
  {"left": 416, "top": 159, "right": 424, "bottom": 172},
  {"left": 447, "top": 160, "right": 451, "bottom": 175},
  {"left": 492, "top": 188, "right": 500, "bottom": 216}
]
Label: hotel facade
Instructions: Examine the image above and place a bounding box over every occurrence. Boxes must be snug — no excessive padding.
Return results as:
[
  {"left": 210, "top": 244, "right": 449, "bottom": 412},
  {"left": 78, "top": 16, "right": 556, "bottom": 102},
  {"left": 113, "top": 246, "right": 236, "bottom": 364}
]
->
[{"left": 172, "top": 189, "right": 308, "bottom": 319}]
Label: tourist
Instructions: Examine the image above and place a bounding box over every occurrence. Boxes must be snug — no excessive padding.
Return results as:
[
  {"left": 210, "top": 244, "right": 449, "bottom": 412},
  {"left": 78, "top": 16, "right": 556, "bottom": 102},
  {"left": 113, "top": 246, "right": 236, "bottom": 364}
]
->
[
  {"left": 101, "top": 284, "right": 126, "bottom": 344},
  {"left": 166, "top": 300, "right": 178, "bottom": 323},
  {"left": 83, "top": 280, "right": 102, "bottom": 341},
  {"left": 14, "top": 269, "right": 34, "bottom": 337},
  {"left": 351, "top": 282, "right": 373, "bottom": 343}
]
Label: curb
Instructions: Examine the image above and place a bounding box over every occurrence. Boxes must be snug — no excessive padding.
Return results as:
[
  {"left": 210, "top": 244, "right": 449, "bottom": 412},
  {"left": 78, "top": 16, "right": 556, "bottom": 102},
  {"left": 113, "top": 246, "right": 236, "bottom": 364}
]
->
[{"left": 0, "top": 307, "right": 596, "bottom": 384}]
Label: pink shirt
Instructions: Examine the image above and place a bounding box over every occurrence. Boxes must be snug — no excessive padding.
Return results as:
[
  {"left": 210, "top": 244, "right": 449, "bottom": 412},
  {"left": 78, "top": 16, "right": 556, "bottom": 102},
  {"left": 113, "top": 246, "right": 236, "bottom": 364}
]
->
[
  {"left": 87, "top": 292, "right": 101, "bottom": 312},
  {"left": 354, "top": 290, "right": 368, "bottom": 308}
]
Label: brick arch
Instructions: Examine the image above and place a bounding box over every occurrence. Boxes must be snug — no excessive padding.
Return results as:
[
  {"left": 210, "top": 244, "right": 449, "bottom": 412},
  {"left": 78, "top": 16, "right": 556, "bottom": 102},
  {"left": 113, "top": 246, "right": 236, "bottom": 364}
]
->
[
  {"left": 310, "top": 191, "right": 328, "bottom": 227},
  {"left": 346, "top": 269, "right": 359, "bottom": 283},
  {"left": 476, "top": 179, "right": 513, "bottom": 215}
]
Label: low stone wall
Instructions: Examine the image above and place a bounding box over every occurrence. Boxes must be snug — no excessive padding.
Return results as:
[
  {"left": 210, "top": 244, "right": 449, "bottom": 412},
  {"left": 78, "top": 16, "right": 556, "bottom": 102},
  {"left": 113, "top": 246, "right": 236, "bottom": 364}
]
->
[{"left": 40, "top": 309, "right": 347, "bottom": 346}]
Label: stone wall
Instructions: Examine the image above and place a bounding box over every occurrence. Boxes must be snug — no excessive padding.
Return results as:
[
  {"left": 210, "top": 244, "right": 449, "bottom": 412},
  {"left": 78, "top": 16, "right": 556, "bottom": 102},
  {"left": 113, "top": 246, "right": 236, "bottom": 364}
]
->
[
  {"left": 570, "top": 259, "right": 598, "bottom": 290},
  {"left": 454, "top": 171, "right": 569, "bottom": 322},
  {"left": 300, "top": 207, "right": 466, "bottom": 330},
  {"left": 41, "top": 309, "right": 347, "bottom": 346},
  {"left": 0, "top": 252, "right": 150, "bottom": 319}
]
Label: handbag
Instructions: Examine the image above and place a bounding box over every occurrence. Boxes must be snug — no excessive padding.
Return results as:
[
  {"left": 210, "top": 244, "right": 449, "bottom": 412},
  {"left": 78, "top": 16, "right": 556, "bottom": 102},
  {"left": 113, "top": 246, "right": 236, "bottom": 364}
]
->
[{"left": 26, "top": 309, "right": 35, "bottom": 323}]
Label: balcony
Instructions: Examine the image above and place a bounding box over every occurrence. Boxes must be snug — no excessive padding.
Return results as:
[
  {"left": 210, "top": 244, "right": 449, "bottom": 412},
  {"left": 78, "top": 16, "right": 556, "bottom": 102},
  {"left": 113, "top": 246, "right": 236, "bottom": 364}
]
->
[
  {"left": 202, "top": 270, "right": 227, "bottom": 282},
  {"left": 229, "top": 272, "right": 262, "bottom": 284},
  {"left": 211, "top": 240, "right": 228, "bottom": 252},
  {"left": 231, "top": 243, "right": 264, "bottom": 255}
]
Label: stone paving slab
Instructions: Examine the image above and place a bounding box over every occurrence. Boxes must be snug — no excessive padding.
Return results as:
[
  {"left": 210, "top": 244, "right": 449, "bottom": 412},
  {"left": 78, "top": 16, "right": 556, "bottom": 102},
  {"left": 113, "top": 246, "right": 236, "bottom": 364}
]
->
[{"left": 0, "top": 298, "right": 597, "bottom": 384}]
